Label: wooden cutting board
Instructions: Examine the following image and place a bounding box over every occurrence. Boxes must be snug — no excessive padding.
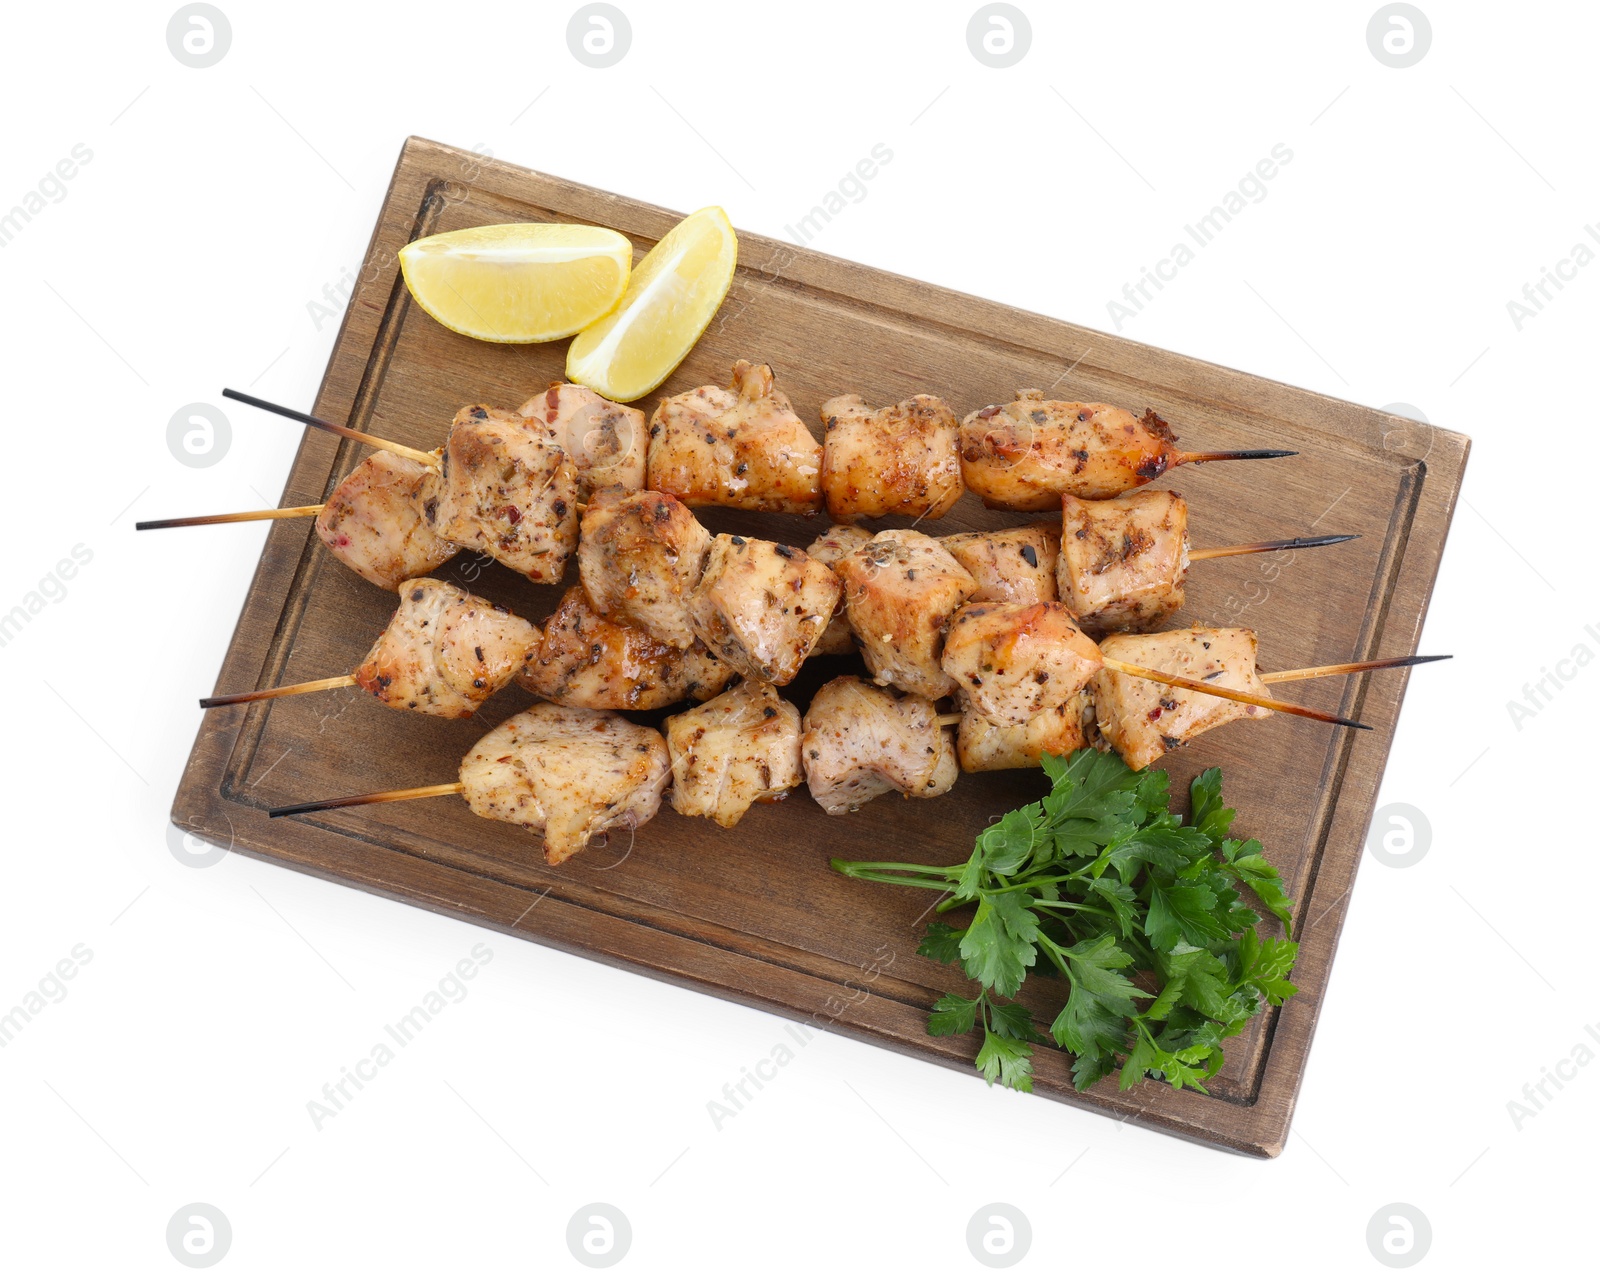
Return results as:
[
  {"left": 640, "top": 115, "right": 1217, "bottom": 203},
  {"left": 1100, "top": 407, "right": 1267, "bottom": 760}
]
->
[{"left": 172, "top": 136, "right": 1467, "bottom": 1156}]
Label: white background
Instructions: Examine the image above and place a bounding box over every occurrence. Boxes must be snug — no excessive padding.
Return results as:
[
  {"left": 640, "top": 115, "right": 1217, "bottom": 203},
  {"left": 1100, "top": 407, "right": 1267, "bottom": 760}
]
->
[{"left": 0, "top": 1, "right": 1593, "bottom": 1268}]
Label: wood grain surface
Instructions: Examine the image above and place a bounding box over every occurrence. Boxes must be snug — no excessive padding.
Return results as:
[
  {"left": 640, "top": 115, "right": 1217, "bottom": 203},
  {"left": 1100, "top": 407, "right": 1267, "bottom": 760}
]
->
[{"left": 172, "top": 136, "right": 1468, "bottom": 1156}]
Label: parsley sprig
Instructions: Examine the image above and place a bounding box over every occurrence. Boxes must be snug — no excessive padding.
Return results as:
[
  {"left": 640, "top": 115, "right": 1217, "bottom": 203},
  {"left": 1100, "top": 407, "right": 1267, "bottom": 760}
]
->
[{"left": 832, "top": 750, "right": 1298, "bottom": 1093}]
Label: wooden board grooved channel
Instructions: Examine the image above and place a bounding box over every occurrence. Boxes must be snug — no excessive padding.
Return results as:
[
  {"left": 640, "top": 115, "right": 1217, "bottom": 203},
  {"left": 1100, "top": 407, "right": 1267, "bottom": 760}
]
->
[{"left": 171, "top": 137, "right": 1468, "bottom": 1156}]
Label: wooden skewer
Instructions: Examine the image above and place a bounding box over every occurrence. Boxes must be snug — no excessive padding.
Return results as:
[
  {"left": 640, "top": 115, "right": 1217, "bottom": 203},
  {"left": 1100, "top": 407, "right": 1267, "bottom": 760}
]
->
[
  {"left": 1099, "top": 657, "right": 1369, "bottom": 729},
  {"left": 1189, "top": 533, "right": 1357, "bottom": 561},
  {"left": 201, "top": 674, "right": 357, "bottom": 709},
  {"left": 1175, "top": 448, "right": 1298, "bottom": 465},
  {"left": 223, "top": 387, "right": 441, "bottom": 468},
  {"left": 1259, "top": 654, "right": 1449, "bottom": 684},
  {"left": 270, "top": 781, "right": 464, "bottom": 818},
  {"left": 138, "top": 505, "right": 324, "bottom": 531}
]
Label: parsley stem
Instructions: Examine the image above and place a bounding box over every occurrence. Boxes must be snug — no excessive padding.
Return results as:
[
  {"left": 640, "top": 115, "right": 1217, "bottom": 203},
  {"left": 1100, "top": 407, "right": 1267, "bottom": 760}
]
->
[
  {"left": 1030, "top": 899, "right": 1117, "bottom": 921},
  {"left": 830, "top": 858, "right": 959, "bottom": 878}
]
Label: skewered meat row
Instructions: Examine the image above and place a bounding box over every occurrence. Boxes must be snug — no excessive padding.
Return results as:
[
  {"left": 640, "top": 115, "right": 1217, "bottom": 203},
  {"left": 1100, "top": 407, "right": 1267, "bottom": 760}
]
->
[
  {"left": 274, "top": 624, "right": 1429, "bottom": 857},
  {"left": 154, "top": 370, "right": 1290, "bottom": 607},
  {"left": 206, "top": 573, "right": 731, "bottom": 721},
  {"left": 809, "top": 486, "right": 1334, "bottom": 658},
  {"left": 648, "top": 370, "right": 1288, "bottom": 520},
  {"left": 202, "top": 577, "right": 543, "bottom": 718}
]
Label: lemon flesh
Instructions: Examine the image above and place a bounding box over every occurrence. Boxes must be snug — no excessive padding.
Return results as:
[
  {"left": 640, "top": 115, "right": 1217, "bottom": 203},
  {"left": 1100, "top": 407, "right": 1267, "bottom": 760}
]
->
[
  {"left": 567, "top": 207, "right": 738, "bottom": 402},
  {"left": 399, "top": 222, "right": 632, "bottom": 343}
]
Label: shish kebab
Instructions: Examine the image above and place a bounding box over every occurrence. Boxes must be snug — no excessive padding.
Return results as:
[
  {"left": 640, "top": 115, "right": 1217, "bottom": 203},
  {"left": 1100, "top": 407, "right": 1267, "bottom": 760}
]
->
[
  {"left": 137, "top": 361, "right": 1298, "bottom": 589},
  {"left": 204, "top": 484, "right": 1369, "bottom": 736},
  {"left": 267, "top": 626, "right": 1439, "bottom": 864}
]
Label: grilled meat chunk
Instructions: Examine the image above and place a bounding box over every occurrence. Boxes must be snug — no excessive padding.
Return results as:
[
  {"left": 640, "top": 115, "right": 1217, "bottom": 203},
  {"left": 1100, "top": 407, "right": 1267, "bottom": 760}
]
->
[
  {"left": 647, "top": 360, "right": 823, "bottom": 514},
  {"left": 687, "top": 535, "right": 841, "bottom": 685},
  {"left": 315, "top": 450, "right": 459, "bottom": 590},
  {"left": 577, "top": 486, "right": 712, "bottom": 649},
  {"left": 833, "top": 530, "right": 976, "bottom": 699},
  {"left": 941, "top": 523, "right": 1061, "bottom": 605},
  {"left": 803, "top": 524, "right": 872, "bottom": 655},
  {"left": 819, "top": 393, "right": 963, "bottom": 522},
  {"left": 458, "top": 704, "right": 671, "bottom": 865},
  {"left": 352, "top": 578, "right": 537, "bottom": 717},
  {"left": 1057, "top": 490, "right": 1188, "bottom": 637},
  {"left": 800, "top": 676, "right": 957, "bottom": 814},
  {"left": 956, "top": 691, "right": 1097, "bottom": 772},
  {"left": 959, "top": 391, "right": 1180, "bottom": 509},
  {"left": 664, "top": 680, "right": 804, "bottom": 827},
  {"left": 941, "top": 601, "right": 1103, "bottom": 727},
  {"left": 1094, "top": 627, "right": 1270, "bottom": 770},
  {"left": 517, "top": 586, "right": 733, "bottom": 710},
  {"left": 517, "top": 381, "right": 647, "bottom": 500},
  {"left": 430, "top": 405, "right": 580, "bottom": 584}
]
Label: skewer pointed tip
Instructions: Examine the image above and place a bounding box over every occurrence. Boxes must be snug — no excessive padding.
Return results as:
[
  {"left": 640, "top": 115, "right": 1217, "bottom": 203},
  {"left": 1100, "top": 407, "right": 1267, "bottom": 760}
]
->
[
  {"left": 268, "top": 781, "right": 464, "bottom": 818},
  {"left": 1178, "top": 448, "right": 1298, "bottom": 465},
  {"left": 1190, "top": 532, "right": 1360, "bottom": 561}
]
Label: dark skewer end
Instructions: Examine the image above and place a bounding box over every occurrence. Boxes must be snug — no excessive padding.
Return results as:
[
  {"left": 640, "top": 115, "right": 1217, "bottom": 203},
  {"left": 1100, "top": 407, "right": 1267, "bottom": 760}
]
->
[
  {"left": 223, "top": 386, "right": 324, "bottom": 429},
  {"left": 270, "top": 795, "right": 362, "bottom": 818},
  {"left": 199, "top": 693, "right": 252, "bottom": 709},
  {"left": 1183, "top": 447, "right": 1299, "bottom": 463},
  {"left": 1294, "top": 533, "right": 1360, "bottom": 549}
]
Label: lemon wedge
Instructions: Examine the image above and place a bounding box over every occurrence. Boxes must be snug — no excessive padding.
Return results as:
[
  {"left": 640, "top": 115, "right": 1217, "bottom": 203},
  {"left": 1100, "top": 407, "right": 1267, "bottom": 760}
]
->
[
  {"left": 566, "top": 207, "right": 738, "bottom": 401},
  {"left": 399, "top": 223, "right": 632, "bottom": 343}
]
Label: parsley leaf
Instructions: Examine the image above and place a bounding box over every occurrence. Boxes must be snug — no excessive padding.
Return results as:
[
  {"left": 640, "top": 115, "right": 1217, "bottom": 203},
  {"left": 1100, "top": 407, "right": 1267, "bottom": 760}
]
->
[
  {"left": 960, "top": 892, "right": 1039, "bottom": 997},
  {"left": 975, "top": 1028, "right": 1035, "bottom": 1092},
  {"left": 917, "top": 921, "right": 964, "bottom": 964},
  {"left": 928, "top": 993, "right": 979, "bottom": 1036}
]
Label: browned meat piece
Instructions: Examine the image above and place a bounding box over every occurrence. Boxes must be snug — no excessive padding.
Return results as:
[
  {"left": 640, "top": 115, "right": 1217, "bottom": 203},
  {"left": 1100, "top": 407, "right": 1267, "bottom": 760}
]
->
[
  {"left": 687, "top": 535, "right": 842, "bottom": 685},
  {"left": 941, "top": 523, "right": 1061, "bottom": 604},
  {"left": 800, "top": 676, "right": 957, "bottom": 814},
  {"left": 1094, "top": 627, "right": 1270, "bottom": 770},
  {"left": 351, "top": 578, "right": 538, "bottom": 717},
  {"left": 430, "top": 405, "right": 580, "bottom": 584},
  {"left": 458, "top": 704, "right": 671, "bottom": 865},
  {"left": 664, "top": 680, "right": 804, "bottom": 827},
  {"left": 819, "top": 393, "right": 963, "bottom": 522},
  {"left": 803, "top": 524, "right": 873, "bottom": 655},
  {"left": 517, "top": 382, "right": 647, "bottom": 500},
  {"left": 577, "top": 486, "right": 712, "bottom": 649},
  {"left": 647, "top": 360, "right": 822, "bottom": 514},
  {"left": 347, "top": 576, "right": 534, "bottom": 716},
  {"left": 941, "top": 602, "right": 1103, "bottom": 727},
  {"left": 833, "top": 530, "right": 976, "bottom": 699},
  {"left": 956, "top": 691, "right": 1097, "bottom": 772},
  {"left": 960, "top": 391, "right": 1180, "bottom": 509},
  {"left": 1057, "top": 490, "right": 1189, "bottom": 636},
  {"left": 517, "top": 586, "right": 733, "bottom": 710},
  {"left": 315, "top": 450, "right": 459, "bottom": 590}
]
